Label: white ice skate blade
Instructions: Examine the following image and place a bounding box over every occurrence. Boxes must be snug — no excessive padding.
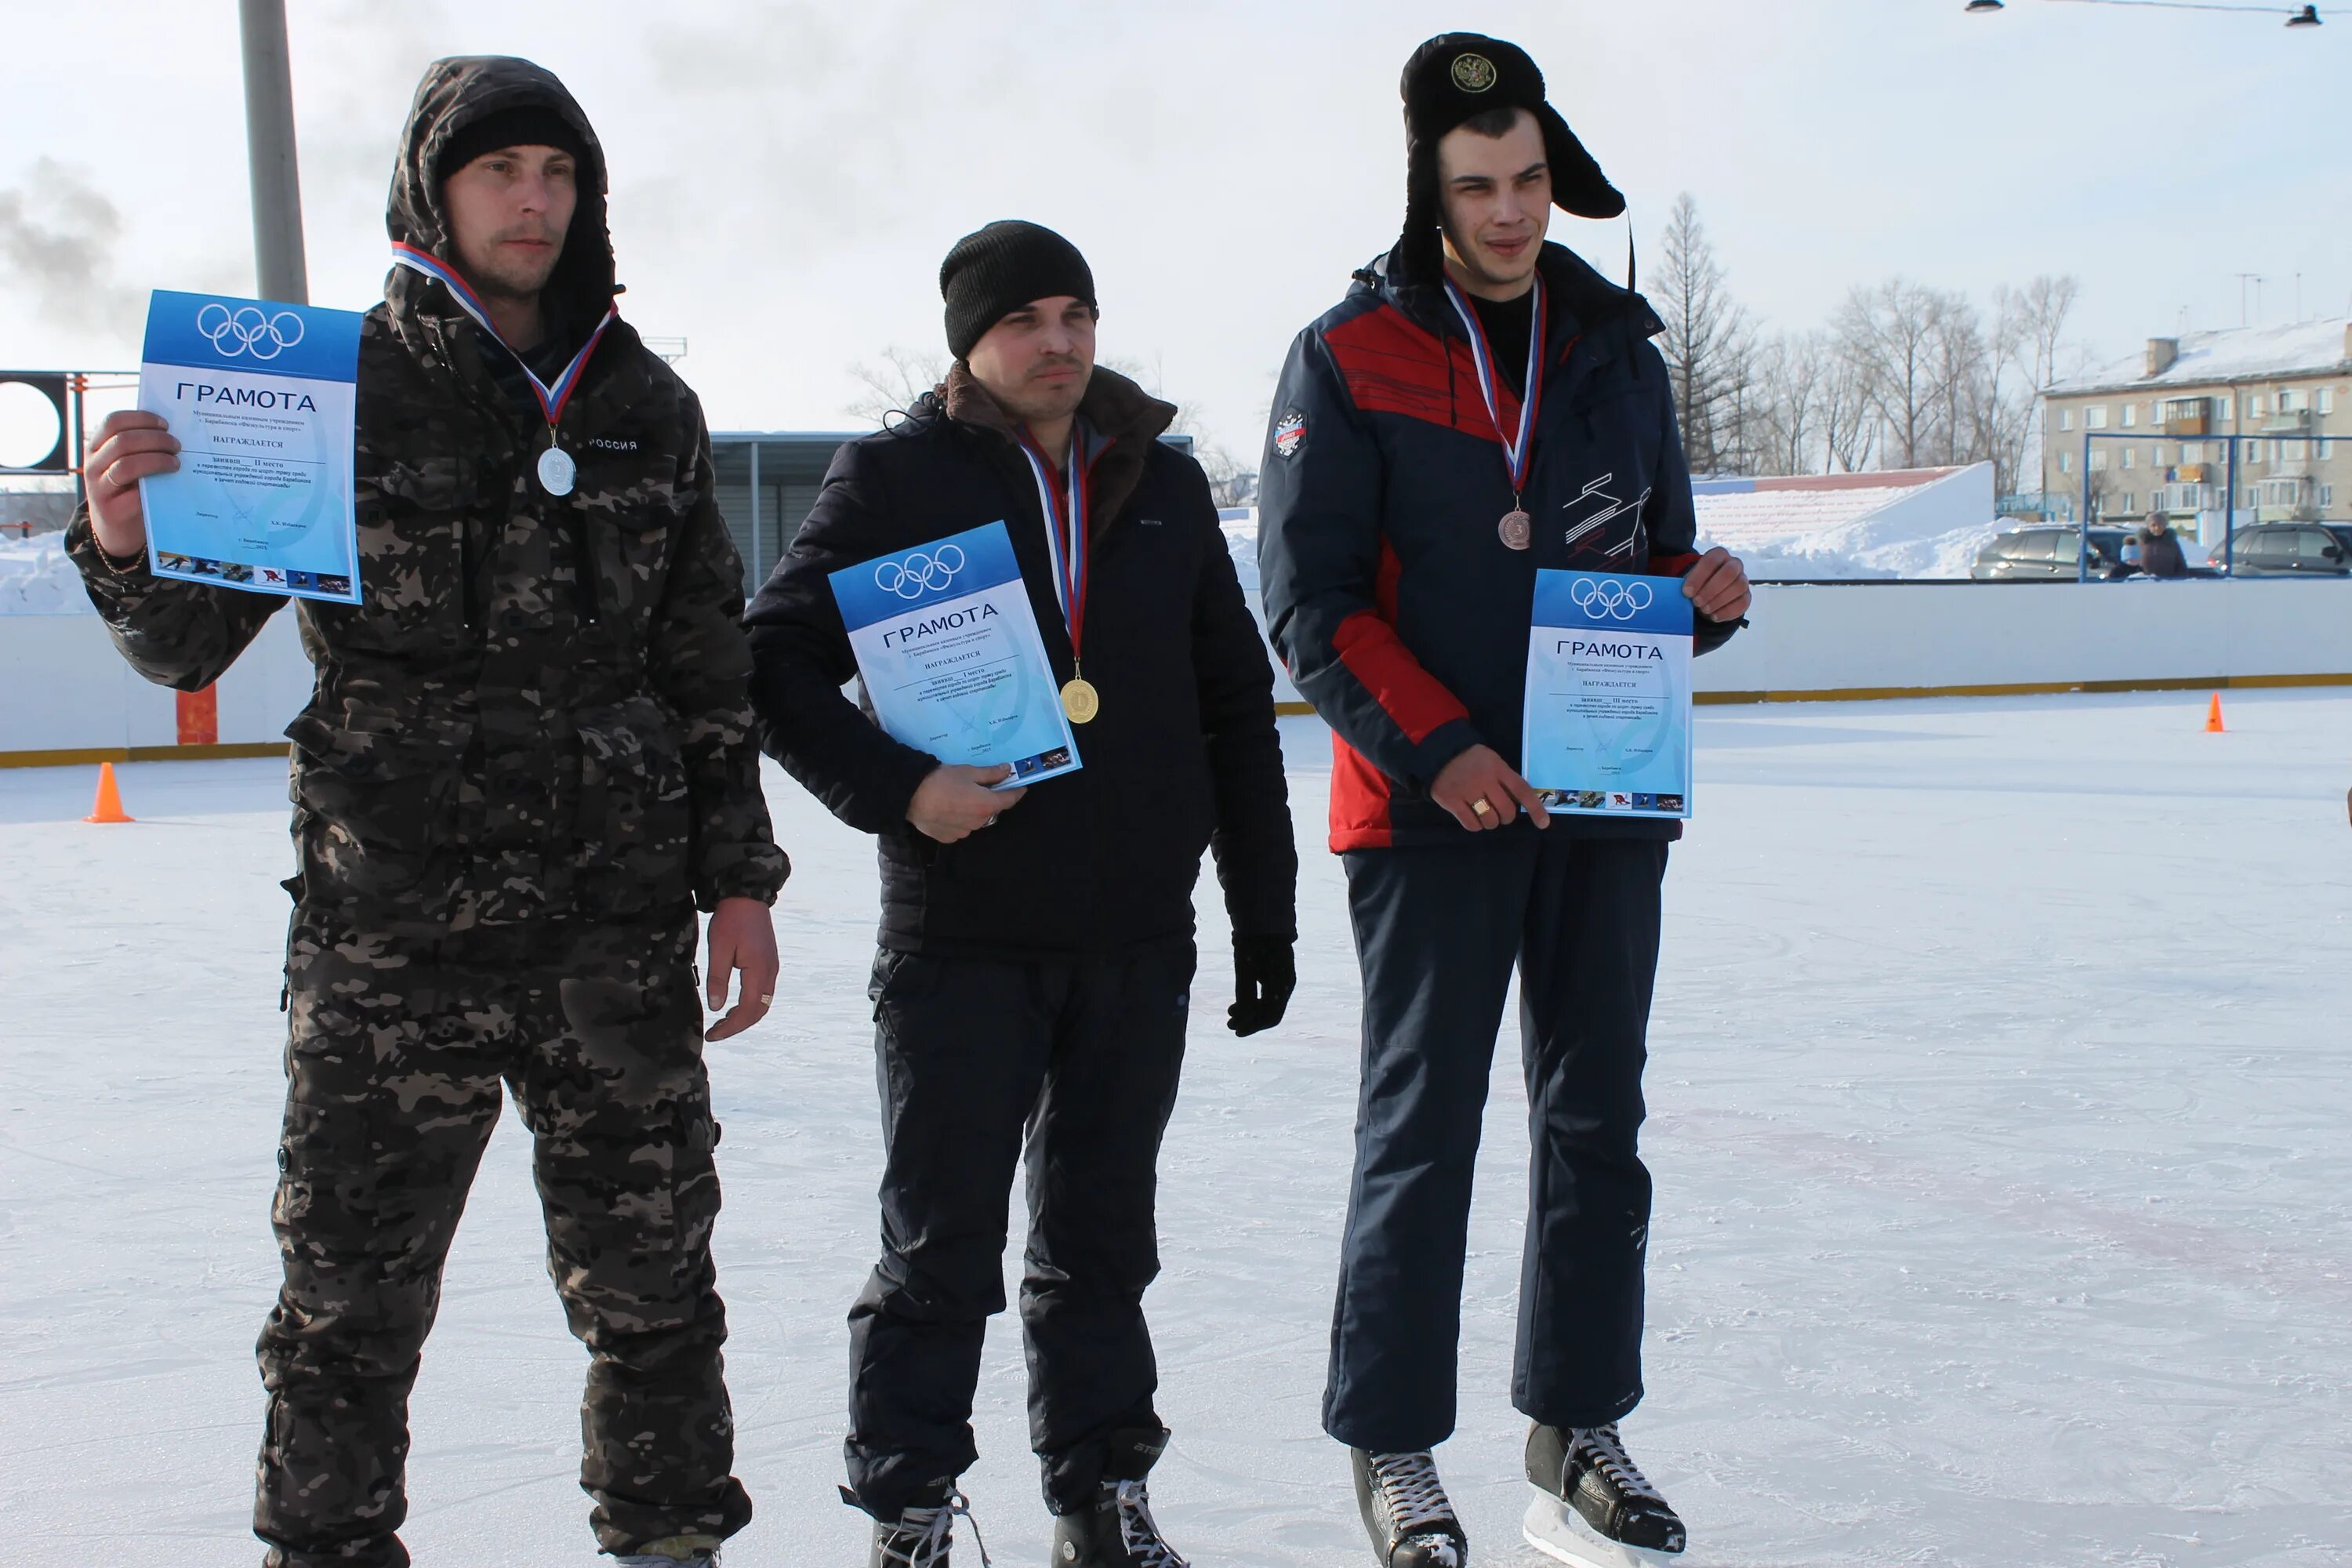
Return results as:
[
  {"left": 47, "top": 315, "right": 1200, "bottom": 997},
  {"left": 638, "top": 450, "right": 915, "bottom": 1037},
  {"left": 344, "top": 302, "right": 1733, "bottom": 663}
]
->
[{"left": 1523, "top": 1490, "right": 1683, "bottom": 1568}]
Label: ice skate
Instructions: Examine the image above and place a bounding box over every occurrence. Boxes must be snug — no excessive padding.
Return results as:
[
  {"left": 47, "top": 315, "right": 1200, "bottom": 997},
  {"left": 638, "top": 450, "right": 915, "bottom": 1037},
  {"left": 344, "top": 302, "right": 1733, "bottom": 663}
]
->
[
  {"left": 1521, "top": 1423, "right": 1686, "bottom": 1567},
  {"left": 1351, "top": 1448, "right": 1468, "bottom": 1567},
  {"left": 862, "top": 1483, "right": 984, "bottom": 1568},
  {"left": 1053, "top": 1426, "right": 1188, "bottom": 1566}
]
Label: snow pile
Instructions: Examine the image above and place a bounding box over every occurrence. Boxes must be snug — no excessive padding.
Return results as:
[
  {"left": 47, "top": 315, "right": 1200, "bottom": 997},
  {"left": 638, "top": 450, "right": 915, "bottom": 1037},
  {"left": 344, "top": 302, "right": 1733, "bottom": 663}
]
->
[
  {"left": 0, "top": 534, "right": 93, "bottom": 615},
  {"left": 1702, "top": 519, "right": 2000, "bottom": 582}
]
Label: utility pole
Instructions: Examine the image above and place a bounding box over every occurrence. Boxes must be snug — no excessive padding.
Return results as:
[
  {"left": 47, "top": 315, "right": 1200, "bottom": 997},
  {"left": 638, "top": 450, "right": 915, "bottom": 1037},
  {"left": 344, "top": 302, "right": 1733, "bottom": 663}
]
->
[{"left": 238, "top": 0, "right": 308, "bottom": 304}]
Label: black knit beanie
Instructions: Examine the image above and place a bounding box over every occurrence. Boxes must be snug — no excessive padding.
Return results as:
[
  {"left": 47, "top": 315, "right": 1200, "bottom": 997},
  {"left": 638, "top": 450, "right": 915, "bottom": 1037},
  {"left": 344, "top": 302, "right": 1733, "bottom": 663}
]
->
[
  {"left": 1393, "top": 34, "right": 1625, "bottom": 287},
  {"left": 436, "top": 106, "right": 590, "bottom": 186},
  {"left": 940, "top": 221, "right": 1096, "bottom": 361}
]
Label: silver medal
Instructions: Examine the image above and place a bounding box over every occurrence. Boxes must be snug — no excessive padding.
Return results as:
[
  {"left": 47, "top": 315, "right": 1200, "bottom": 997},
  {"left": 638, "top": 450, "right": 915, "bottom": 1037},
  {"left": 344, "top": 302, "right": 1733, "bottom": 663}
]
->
[{"left": 536, "top": 445, "right": 577, "bottom": 497}]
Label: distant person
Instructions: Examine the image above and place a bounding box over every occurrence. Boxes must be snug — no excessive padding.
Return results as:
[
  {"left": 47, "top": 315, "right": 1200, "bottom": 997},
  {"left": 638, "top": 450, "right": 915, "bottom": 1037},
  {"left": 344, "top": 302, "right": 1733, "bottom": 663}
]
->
[
  {"left": 1257, "top": 32, "right": 1751, "bottom": 1568},
  {"left": 71, "top": 56, "right": 784, "bottom": 1568},
  {"left": 2138, "top": 510, "right": 2188, "bottom": 578},
  {"left": 742, "top": 221, "right": 1297, "bottom": 1568}
]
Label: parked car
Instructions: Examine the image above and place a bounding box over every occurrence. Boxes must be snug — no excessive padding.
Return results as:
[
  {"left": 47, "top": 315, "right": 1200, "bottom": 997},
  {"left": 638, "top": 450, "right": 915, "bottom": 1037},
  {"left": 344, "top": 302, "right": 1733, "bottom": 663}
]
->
[
  {"left": 1970, "top": 526, "right": 2132, "bottom": 580},
  {"left": 2208, "top": 522, "right": 2352, "bottom": 576}
]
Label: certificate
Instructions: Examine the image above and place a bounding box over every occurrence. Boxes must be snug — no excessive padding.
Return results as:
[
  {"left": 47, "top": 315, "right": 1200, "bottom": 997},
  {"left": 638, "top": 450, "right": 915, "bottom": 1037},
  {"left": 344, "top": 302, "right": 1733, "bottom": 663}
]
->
[
  {"left": 136, "top": 289, "right": 365, "bottom": 604},
  {"left": 1521, "top": 568, "right": 1693, "bottom": 819},
  {"left": 829, "top": 521, "right": 1082, "bottom": 788}
]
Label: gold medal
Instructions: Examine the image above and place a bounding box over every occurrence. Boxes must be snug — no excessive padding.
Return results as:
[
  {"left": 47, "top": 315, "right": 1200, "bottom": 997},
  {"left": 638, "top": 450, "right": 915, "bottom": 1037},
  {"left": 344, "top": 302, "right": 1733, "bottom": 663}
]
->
[{"left": 1061, "top": 677, "right": 1100, "bottom": 724}]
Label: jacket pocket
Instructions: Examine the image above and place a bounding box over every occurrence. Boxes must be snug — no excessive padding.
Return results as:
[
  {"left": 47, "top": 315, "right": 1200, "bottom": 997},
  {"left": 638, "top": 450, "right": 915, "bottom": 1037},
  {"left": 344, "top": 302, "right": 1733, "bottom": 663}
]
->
[
  {"left": 572, "top": 695, "right": 695, "bottom": 915},
  {"left": 285, "top": 709, "right": 475, "bottom": 915}
]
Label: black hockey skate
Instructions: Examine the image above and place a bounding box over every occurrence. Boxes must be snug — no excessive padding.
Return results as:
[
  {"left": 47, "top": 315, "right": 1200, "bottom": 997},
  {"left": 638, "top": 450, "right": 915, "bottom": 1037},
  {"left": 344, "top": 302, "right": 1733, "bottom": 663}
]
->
[
  {"left": 1051, "top": 1426, "right": 1189, "bottom": 1567},
  {"left": 1351, "top": 1448, "right": 1468, "bottom": 1568},
  {"left": 855, "top": 1479, "right": 985, "bottom": 1568},
  {"left": 1522, "top": 1423, "right": 1685, "bottom": 1567}
]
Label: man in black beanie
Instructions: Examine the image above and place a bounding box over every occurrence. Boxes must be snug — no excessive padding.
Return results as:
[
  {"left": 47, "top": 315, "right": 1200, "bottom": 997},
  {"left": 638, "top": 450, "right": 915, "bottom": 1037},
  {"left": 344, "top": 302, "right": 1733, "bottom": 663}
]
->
[
  {"left": 1258, "top": 32, "right": 1752, "bottom": 1568},
  {"left": 744, "top": 221, "right": 1297, "bottom": 1567}
]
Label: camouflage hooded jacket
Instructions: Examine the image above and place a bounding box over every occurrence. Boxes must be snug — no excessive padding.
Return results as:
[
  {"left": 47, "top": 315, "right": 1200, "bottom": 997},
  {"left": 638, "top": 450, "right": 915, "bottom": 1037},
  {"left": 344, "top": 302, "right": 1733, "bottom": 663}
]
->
[{"left": 69, "top": 56, "right": 788, "bottom": 931}]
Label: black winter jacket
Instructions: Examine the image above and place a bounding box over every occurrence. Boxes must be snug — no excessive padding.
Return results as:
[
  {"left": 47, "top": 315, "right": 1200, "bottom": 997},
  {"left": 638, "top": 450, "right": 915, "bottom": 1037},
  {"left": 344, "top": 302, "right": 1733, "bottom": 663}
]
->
[
  {"left": 1258, "top": 243, "right": 1738, "bottom": 852},
  {"left": 744, "top": 366, "right": 1295, "bottom": 957}
]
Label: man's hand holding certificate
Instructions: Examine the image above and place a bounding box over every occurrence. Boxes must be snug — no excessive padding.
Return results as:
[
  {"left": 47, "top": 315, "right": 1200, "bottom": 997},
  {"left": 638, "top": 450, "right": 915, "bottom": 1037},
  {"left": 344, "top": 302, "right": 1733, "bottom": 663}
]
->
[{"left": 829, "top": 521, "right": 1083, "bottom": 797}]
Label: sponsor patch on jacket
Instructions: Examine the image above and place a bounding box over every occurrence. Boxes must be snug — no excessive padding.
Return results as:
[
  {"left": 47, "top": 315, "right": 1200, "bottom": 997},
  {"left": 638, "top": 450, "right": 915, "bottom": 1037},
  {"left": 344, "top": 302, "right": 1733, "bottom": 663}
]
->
[{"left": 1274, "top": 411, "right": 1306, "bottom": 459}]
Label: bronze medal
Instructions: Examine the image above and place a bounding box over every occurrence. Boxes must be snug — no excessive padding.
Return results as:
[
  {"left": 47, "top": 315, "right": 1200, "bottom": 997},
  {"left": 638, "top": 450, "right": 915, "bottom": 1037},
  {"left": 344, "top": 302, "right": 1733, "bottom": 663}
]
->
[
  {"left": 1499, "top": 509, "right": 1533, "bottom": 550},
  {"left": 1061, "top": 677, "right": 1100, "bottom": 724}
]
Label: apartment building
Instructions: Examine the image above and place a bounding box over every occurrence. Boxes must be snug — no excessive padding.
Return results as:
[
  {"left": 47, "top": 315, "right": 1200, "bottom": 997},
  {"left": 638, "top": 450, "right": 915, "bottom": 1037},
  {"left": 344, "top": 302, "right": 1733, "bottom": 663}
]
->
[{"left": 2041, "top": 318, "right": 2350, "bottom": 542}]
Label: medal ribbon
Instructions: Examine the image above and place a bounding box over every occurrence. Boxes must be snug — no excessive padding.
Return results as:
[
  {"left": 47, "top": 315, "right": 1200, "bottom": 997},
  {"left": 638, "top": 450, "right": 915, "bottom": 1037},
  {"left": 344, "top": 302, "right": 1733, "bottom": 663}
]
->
[
  {"left": 390, "top": 243, "right": 618, "bottom": 430},
  {"left": 1443, "top": 273, "right": 1546, "bottom": 498},
  {"left": 1014, "top": 428, "right": 1092, "bottom": 666}
]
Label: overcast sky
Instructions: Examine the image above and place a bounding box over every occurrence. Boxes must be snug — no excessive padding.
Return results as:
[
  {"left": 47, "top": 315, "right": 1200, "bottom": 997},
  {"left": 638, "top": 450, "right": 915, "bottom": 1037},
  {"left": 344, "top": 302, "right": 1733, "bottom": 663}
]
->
[{"left": 3, "top": 0, "right": 2344, "bottom": 463}]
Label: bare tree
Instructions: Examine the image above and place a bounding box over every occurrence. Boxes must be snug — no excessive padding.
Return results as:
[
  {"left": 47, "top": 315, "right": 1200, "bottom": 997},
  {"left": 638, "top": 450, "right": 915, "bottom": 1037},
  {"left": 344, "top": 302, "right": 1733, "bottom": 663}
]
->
[
  {"left": 1999, "top": 275, "right": 2081, "bottom": 497},
  {"left": 1836, "top": 279, "right": 1944, "bottom": 469},
  {"left": 842, "top": 345, "right": 951, "bottom": 426},
  {"left": 1820, "top": 347, "right": 1878, "bottom": 474},
  {"left": 1653, "top": 194, "right": 1755, "bottom": 474},
  {"left": 1756, "top": 331, "right": 1825, "bottom": 476}
]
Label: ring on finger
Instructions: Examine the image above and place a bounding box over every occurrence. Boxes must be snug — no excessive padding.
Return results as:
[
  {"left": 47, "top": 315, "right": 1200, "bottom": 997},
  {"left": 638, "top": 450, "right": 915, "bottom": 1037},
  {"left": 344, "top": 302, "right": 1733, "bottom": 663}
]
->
[
  {"left": 1471, "top": 798, "right": 1494, "bottom": 818},
  {"left": 758, "top": 993, "right": 774, "bottom": 1005}
]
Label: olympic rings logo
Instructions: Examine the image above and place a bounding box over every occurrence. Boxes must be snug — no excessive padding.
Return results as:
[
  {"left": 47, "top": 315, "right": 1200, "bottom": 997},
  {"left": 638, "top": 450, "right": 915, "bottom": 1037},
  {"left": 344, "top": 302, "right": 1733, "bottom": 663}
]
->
[
  {"left": 874, "top": 545, "right": 965, "bottom": 599},
  {"left": 197, "top": 303, "right": 306, "bottom": 361},
  {"left": 1570, "top": 577, "right": 1653, "bottom": 621}
]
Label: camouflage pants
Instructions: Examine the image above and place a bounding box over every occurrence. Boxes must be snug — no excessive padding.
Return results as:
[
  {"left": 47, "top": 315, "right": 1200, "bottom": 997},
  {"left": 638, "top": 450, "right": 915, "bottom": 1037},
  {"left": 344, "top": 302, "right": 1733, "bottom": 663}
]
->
[{"left": 253, "top": 906, "right": 752, "bottom": 1567}]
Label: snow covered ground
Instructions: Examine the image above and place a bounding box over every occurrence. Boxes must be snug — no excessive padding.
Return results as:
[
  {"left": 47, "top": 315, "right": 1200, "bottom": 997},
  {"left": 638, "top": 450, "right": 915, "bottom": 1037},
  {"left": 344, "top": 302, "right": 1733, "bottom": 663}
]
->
[
  {"left": 4, "top": 695, "right": 2349, "bottom": 1567},
  {"left": 0, "top": 534, "right": 89, "bottom": 616}
]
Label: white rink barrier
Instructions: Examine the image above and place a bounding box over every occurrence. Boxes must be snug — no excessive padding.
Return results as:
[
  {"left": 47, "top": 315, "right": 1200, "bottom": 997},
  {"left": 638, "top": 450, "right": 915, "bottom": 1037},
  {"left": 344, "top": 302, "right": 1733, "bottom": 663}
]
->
[
  {"left": 5, "top": 579, "right": 2349, "bottom": 766},
  {"left": 1690, "top": 578, "right": 2352, "bottom": 702},
  {"left": 0, "top": 610, "right": 310, "bottom": 766}
]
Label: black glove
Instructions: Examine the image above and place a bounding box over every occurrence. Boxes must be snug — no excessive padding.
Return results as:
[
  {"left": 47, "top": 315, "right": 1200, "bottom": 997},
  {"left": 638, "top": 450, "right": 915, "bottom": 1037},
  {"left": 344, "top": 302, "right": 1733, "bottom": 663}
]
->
[{"left": 1229, "top": 934, "right": 1297, "bottom": 1037}]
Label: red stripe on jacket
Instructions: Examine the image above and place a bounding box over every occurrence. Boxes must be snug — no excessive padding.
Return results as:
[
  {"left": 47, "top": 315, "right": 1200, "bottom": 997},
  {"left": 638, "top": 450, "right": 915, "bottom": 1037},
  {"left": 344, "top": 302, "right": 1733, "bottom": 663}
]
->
[{"left": 1323, "top": 302, "right": 1518, "bottom": 444}]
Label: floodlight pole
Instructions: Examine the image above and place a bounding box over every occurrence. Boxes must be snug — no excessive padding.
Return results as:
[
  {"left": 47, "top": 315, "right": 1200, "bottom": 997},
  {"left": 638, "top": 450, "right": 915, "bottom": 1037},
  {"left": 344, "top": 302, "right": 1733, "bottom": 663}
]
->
[{"left": 239, "top": 0, "right": 309, "bottom": 304}]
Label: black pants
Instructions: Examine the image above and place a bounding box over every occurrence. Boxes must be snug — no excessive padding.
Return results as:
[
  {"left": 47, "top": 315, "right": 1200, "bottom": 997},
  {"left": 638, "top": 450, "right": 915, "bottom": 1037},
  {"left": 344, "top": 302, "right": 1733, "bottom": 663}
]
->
[
  {"left": 845, "top": 944, "right": 1195, "bottom": 1518},
  {"left": 1324, "top": 835, "right": 1667, "bottom": 1453}
]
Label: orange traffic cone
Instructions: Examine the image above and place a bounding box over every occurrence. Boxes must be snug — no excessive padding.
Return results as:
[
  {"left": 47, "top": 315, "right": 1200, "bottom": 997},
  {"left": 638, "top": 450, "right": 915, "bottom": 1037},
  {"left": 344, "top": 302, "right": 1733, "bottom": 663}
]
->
[
  {"left": 2204, "top": 694, "right": 2227, "bottom": 734},
  {"left": 83, "top": 761, "right": 134, "bottom": 823}
]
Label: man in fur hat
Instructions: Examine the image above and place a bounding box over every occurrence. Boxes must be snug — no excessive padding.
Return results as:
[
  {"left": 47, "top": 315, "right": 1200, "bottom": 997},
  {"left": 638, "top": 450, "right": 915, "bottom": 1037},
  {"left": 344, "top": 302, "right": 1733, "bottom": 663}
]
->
[{"left": 1258, "top": 31, "right": 1752, "bottom": 1568}]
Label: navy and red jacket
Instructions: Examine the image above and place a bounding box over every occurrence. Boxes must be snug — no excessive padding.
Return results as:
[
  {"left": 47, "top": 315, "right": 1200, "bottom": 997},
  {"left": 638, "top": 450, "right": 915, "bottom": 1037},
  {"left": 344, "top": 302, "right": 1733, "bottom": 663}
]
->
[{"left": 1258, "top": 241, "right": 1738, "bottom": 852}]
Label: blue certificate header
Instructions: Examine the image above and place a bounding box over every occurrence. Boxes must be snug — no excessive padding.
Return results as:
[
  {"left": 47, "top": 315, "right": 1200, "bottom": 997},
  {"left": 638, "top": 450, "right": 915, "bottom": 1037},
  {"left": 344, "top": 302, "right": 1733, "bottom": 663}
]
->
[
  {"left": 141, "top": 290, "right": 364, "bottom": 385},
  {"left": 830, "top": 521, "right": 1024, "bottom": 632},
  {"left": 1532, "top": 570, "right": 1695, "bottom": 637}
]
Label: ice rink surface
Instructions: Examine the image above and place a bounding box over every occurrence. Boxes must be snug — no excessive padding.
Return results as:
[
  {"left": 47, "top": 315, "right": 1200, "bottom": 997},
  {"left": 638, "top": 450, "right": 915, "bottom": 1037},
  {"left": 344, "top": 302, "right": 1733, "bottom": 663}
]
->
[{"left": 3, "top": 692, "right": 2348, "bottom": 1567}]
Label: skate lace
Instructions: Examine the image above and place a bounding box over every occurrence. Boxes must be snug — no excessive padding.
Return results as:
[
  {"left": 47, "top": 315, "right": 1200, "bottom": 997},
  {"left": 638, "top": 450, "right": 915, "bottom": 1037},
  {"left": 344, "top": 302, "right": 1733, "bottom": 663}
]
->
[
  {"left": 1368, "top": 1452, "right": 1461, "bottom": 1566},
  {"left": 1573, "top": 1424, "right": 1666, "bottom": 1505},
  {"left": 882, "top": 1490, "right": 991, "bottom": 1568},
  {"left": 1113, "top": 1479, "right": 1190, "bottom": 1568}
]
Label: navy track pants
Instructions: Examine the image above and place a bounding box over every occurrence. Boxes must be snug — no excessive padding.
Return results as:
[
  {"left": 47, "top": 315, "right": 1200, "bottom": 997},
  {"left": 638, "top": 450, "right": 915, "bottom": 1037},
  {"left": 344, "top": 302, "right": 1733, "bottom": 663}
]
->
[
  {"left": 844, "top": 944, "right": 1195, "bottom": 1519},
  {"left": 1324, "top": 833, "right": 1667, "bottom": 1452}
]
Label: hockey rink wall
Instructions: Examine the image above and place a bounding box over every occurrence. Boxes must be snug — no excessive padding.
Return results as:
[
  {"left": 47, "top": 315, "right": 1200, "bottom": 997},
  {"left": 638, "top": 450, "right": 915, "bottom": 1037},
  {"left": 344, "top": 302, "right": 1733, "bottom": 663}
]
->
[{"left": 3, "top": 580, "right": 2350, "bottom": 766}]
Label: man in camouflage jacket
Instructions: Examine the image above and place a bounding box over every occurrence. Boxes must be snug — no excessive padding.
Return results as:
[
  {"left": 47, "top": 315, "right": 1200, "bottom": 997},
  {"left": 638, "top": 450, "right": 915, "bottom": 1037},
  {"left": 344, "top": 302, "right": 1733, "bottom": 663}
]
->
[{"left": 69, "top": 56, "right": 786, "bottom": 1568}]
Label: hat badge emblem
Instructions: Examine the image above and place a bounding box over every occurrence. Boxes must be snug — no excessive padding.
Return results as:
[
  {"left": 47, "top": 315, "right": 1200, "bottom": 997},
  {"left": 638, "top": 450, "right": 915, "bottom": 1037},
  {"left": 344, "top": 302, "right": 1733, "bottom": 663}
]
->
[{"left": 1451, "top": 53, "right": 1497, "bottom": 93}]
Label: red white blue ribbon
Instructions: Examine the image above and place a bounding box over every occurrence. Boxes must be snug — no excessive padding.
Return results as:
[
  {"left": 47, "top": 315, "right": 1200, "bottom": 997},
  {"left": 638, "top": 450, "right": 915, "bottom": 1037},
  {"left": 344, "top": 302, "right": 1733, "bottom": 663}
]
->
[
  {"left": 390, "top": 242, "right": 617, "bottom": 428},
  {"left": 1014, "top": 427, "right": 1092, "bottom": 662},
  {"left": 1443, "top": 273, "right": 1546, "bottom": 495}
]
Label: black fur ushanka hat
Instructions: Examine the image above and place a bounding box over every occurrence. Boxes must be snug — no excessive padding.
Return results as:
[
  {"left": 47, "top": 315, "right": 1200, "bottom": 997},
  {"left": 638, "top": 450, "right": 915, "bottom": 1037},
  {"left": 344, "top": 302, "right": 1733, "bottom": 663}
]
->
[{"left": 1392, "top": 33, "right": 1625, "bottom": 286}]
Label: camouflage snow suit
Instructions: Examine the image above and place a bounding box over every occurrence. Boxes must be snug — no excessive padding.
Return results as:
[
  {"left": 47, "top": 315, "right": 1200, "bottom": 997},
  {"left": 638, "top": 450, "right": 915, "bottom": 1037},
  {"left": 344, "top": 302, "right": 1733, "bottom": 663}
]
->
[{"left": 67, "top": 56, "right": 787, "bottom": 1568}]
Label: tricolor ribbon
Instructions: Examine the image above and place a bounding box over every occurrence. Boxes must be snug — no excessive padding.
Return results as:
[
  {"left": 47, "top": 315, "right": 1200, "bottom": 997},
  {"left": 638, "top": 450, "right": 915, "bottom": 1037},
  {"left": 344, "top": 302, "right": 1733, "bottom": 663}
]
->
[
  {"left": 1015, "top": 426, "right": 1093, "bottom": 663},
  {"left": 390, "top": 242, "right": 618, "bottom": 429},
  {"left": 1443, "top": 273, "right": 1547, "bottom": 497}
]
